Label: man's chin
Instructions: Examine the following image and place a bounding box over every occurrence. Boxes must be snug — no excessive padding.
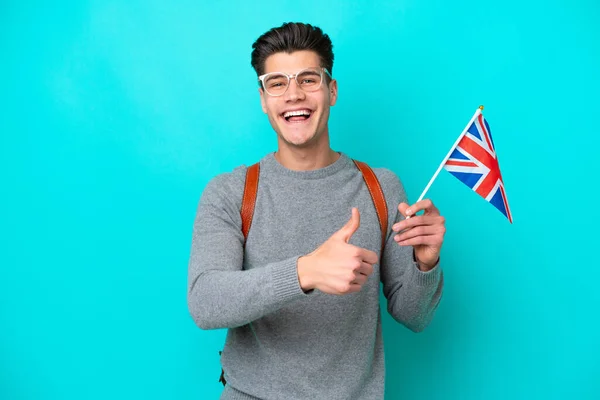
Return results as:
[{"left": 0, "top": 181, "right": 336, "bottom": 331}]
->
[{"left": 278, "top": 131, "right": 317, "bottom": 148}]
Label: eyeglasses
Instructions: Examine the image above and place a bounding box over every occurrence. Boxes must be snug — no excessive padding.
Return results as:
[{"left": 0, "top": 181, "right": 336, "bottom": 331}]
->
[{"left": 258, "top": 67, "right": 332, "bottom": 97}]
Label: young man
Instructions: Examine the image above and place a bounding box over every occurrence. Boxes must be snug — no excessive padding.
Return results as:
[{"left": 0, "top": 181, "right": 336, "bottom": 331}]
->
[{"left": 188, "top": 22, "right": 445, "bottom": 399}]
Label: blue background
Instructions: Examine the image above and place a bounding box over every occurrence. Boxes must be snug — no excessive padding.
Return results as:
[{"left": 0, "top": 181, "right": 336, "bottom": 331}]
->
[{"left": 2, "top": 1, "right": 599, "bottom": 399}]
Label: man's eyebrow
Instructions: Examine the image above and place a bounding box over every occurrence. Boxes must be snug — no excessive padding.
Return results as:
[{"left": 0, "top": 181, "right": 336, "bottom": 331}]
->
[{"left": 300, "top": 70, "right": 320, "bottom": 75}]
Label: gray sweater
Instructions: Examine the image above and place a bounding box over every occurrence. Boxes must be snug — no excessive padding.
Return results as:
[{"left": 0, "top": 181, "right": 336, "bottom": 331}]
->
[{"left": 187, "top": 152, "right": 443, "bottom": 399}]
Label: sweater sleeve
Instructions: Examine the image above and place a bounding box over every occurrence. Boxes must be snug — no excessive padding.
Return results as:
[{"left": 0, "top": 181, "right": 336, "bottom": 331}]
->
[
  {"left": 187, "top": 170, "right": 309, "bottom": 330},
  {"left": 376, "top": 169, "right": 444, "bottom": 332}
]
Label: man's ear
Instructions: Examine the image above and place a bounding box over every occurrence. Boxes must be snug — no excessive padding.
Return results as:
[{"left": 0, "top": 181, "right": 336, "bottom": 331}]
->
[
  {"left": 259, "top": 88, "right": 267, "bottom": 114},
  {"left": 328, "top": 79, "right": 338, "bottom": 106}
]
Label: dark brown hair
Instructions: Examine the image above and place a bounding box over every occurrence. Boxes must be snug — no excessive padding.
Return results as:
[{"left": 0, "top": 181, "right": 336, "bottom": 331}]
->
[{"left": 250, "top": 22, "right": 334, "bottom": 77}]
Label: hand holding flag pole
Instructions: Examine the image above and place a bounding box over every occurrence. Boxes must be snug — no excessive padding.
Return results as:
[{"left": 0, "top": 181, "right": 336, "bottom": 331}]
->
[{"left": 393, "top": 105, "right": 511, "bottom": 272}]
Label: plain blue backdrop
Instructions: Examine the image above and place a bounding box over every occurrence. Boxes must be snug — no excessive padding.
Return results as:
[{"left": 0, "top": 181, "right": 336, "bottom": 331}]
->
[{"left": 2, "top": 1, "right": 599, "bottom": 399}]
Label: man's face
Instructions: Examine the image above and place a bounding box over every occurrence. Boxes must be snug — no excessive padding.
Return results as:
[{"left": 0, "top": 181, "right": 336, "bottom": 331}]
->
[{"left": 259, "top": 50, "right": 338, "bottom": 149}]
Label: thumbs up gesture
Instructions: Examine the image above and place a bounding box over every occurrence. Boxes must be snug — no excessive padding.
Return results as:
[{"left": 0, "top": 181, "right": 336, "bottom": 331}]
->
[{"left": 297, "top": 208, "right": 379, "bottom": 295}]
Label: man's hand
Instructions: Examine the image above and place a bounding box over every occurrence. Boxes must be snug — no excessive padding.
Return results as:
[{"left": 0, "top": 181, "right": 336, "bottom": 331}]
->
[
  {"left": 392, "top": 199, "right": 446, "bottom": 271},
  {"left": 297, "top": 208, "right": 378, "bottom": 295}
]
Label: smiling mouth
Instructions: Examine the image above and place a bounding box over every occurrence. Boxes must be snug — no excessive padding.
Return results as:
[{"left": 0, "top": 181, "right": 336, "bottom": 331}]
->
[{"left": 282, "top": 109, "right": 312, "bottom": 123}]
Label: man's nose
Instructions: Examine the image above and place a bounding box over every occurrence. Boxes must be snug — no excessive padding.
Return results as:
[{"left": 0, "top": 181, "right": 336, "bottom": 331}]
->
[{"left": 284, "top": 79, "right": 305, "bottom": 101}]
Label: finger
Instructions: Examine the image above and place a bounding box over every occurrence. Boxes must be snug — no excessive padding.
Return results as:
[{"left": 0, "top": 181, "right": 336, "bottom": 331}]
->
[
  {"left": 395, "top": 233, "right": 445, "bottom": 247},
  {"left": 392, "top": 215, "right": 446, "bottom": 232},
  {"left": 357, "top": 262, "right": 374, "bottom": 277},
  {"left": 357, "top": 248, "right": 378, "bottom": 265},
  {"left": 334, "top": 207, "right": 361, "bottom": 242},
  {"left": 351, "top": 273, "right": 368, "bottom": 286},
  {"left": 404, "top": 199, "right": 439, "bottom": 218},
  {"left": 398, "top": 202, "right": 410, "bottom": 218},
  {"left": 347, "top": 283, "right": 363, "bottom": 293},
  {"left": 338, "top": 280, "right": 364, "bottom": 294},
  {"left": 394, "top": 225, "right": 445, "bottom": 243}
]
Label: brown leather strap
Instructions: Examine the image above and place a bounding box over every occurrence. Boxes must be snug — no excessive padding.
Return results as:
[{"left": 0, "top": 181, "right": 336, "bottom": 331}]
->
[
  {"left": 353, "top": 160, "right": 388, "bottom": 252},
  {"left": 241, "top": 163, "right": 260, "bottom": 243},
  {"left": 227, "top": 163, "right": 259, "bottom": 385}
]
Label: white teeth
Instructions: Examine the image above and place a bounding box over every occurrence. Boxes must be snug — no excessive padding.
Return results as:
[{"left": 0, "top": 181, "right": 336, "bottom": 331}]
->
[{"left": 283, "top": 110, "right": 311, "bottom": 118}]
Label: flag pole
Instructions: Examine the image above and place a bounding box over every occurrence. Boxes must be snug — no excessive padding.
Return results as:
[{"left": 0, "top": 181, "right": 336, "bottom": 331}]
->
[{"left": 416, "top": 105, "right": 484, "bottom": 202}]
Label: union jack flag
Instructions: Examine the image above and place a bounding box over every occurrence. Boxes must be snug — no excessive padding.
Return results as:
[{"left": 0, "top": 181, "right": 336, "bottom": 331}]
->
[{"left": 443, "top": 113, "right": 513, "bottom": 223}]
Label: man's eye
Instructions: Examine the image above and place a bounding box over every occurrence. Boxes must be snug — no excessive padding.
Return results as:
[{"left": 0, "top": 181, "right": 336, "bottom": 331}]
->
[{"left": 268, "top": 81, "right": 286, "bottom": 88}]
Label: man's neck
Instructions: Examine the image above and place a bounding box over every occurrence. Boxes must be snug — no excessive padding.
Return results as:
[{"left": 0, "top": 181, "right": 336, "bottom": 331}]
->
[{"left": 274, "top": 145, "right": 340, "bottom": 171}]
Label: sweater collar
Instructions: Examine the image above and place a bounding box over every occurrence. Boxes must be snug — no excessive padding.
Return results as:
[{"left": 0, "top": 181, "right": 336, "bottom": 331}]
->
[{"left": 260, "top": 152, "right": 352, "bottom": 180}]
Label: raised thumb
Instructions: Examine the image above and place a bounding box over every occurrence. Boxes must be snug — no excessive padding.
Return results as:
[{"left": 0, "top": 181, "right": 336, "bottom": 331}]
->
[{"left": 337, "top": 207, "right": 360, "bottom": 242}]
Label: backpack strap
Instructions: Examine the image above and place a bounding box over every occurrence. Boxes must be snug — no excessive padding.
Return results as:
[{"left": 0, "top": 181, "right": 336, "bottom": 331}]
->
[
  {"left": 240, "top": 159, "right": 388, "bottom": 252},
  {"left": 240, "top": 162, "right": 260, "bottom": 245},
  {"left": 352, "top": 160, "right": 388, "bottom": 252},
  {"left": 220, "top": 162, "right": 260, "bottom": 386}
]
